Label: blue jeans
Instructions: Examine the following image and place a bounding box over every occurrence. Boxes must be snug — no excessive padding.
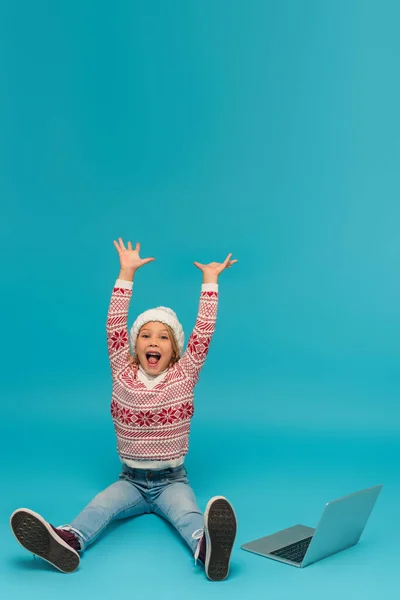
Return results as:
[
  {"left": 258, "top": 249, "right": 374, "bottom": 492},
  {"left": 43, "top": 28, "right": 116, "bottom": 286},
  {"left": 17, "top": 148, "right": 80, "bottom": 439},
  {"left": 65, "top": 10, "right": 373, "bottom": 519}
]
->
[{"left": 65, "top": 465, "right": 204, "bottom": 554}]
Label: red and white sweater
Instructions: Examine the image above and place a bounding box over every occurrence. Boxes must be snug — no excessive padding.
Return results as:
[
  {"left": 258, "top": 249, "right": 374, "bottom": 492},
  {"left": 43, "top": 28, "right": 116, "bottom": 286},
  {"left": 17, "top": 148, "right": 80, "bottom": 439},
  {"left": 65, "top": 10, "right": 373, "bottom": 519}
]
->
[{"left": 106, "top": 279, "right": 218, "bottom": 466}]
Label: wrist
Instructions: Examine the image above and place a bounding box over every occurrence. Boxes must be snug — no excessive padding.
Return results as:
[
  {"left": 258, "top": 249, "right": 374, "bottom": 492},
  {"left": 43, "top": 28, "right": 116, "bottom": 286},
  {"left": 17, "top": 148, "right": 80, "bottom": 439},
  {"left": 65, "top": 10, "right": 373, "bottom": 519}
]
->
[
  {"left": 119, "top": 268, "right": 136, "bottom": 282},
  {"left": 202, "top": 274, "right": 218, "bottom": 284}
]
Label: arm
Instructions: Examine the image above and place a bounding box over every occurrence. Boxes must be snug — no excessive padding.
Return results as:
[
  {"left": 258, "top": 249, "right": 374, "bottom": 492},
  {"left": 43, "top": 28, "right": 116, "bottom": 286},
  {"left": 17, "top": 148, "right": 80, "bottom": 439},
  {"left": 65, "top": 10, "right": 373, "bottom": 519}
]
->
[
  {"left": 179, "top": 253, "right": 238, "bottom": 383},
  {"left": 179, "top": 283, "right": 219, "bottom": 383},
  {"left": 106, "top": 276, "right": 133, "bottom": 377},
  {"left": 106, "top": 239, "right": 155, "bottom": 378}
]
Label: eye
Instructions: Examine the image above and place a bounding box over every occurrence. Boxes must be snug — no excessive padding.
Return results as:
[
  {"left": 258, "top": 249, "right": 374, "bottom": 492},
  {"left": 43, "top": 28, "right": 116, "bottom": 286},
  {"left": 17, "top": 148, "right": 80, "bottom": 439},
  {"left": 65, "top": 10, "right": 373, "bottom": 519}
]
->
[
  {"left": 141, "top": 334, "right": 150, "bottom": 338},
  {"left": 161, "top": 335, "right": 168, "bottom": 340}
]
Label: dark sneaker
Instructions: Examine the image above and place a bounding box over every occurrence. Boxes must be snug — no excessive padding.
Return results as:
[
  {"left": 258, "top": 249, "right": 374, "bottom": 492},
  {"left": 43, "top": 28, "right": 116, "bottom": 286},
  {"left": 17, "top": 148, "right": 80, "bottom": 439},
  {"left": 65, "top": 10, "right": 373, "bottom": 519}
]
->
[
  {"left": 10, "top": 508, "right": 80, "bottom": 573},
  {"left": 203, "top": 496, "right": 237, "bottom": 581}
]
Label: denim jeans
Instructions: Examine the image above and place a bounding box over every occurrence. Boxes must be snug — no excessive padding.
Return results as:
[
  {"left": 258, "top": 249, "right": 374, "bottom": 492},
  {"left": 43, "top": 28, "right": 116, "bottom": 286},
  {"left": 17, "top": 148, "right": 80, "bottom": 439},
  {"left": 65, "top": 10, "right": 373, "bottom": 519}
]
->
[{"left": 64, "top": 465, "right": 204, "bottom": 554}]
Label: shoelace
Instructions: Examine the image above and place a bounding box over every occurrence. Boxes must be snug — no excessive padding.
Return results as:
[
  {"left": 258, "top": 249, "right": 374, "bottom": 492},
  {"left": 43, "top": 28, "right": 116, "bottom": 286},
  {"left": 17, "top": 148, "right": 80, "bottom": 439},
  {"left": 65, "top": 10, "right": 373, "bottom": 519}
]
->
[{"left": 192, "top": 528, "right": 204, "bottom": 566}]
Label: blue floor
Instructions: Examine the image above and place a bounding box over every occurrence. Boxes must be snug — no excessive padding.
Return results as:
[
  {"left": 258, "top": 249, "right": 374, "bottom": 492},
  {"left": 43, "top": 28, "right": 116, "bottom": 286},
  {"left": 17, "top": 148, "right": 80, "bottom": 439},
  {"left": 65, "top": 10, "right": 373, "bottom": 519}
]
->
[
  {"left": 1, "top": 395, "right": 398, "bottom": 600},
  {"left": 2, "top": 1, "right": 399, "bottom": 598}
]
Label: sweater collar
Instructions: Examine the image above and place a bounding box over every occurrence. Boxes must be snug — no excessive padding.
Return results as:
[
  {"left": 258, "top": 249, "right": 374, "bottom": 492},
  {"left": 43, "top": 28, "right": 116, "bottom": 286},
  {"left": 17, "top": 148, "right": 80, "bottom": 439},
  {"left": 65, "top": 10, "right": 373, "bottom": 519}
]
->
[{"left": 138, "top": 364, "right": 168, "bottom": 381}]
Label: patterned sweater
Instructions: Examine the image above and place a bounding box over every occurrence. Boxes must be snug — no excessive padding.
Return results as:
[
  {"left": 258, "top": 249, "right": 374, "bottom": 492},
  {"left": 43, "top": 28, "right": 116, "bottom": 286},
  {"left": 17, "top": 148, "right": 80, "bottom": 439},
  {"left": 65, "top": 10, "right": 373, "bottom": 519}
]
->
[{"left": 106, "top": 279, "right": 218, "bottom": 462}]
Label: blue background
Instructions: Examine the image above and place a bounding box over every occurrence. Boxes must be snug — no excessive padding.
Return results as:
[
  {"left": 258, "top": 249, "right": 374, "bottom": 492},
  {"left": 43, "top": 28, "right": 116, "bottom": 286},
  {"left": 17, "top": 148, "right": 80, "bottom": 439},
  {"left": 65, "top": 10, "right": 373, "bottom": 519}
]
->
[{"left": 1, "top": 1, "right": 399, "bottom": 598}]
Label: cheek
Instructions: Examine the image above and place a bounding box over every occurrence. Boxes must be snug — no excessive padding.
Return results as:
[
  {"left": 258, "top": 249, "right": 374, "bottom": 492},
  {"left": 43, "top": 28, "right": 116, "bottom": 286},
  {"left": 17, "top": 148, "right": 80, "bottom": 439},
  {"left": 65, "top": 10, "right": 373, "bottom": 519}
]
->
[{"left": 163, "top": 344, "right": 173, "bottom": 357}]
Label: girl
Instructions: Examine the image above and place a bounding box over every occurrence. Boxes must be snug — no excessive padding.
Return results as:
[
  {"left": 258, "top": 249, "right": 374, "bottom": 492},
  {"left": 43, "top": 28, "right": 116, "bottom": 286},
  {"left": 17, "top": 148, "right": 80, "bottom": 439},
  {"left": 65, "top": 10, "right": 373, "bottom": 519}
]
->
[{"left": 10, "top": 239, "right": 238, "bottom": 581}]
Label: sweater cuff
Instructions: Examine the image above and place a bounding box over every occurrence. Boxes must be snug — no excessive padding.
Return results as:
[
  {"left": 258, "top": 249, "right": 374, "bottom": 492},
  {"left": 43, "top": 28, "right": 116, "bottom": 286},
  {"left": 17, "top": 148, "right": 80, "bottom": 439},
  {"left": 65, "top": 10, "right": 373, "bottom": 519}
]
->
[
  {"left": 115, "top": 279, "right": 133, "bottom": 290},
  {"left": 202, "top": 283, "right": 218, "bottom": 293}
]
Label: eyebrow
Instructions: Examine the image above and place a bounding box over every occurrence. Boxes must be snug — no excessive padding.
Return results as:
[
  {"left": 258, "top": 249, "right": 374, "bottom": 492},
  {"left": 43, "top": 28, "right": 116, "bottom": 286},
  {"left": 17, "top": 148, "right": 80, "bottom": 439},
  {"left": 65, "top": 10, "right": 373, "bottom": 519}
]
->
[{"left": 141, "top": 328, "right": 169, "bottom": 334}]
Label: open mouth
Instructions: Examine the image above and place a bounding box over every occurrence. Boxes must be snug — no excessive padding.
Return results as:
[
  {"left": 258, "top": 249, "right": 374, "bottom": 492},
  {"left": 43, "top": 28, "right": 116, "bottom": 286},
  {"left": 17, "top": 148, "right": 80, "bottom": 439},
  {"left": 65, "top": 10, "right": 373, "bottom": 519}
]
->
[{"left": 146, "top": 352, "right": 161, "bottom": 367}]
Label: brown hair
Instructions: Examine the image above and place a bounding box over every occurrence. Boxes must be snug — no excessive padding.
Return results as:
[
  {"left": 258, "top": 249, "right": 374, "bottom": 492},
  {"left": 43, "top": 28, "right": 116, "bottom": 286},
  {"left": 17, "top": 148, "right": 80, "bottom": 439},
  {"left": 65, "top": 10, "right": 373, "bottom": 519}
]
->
[{"left": 128, "top": 323, "right": 180, "bottom": 370}]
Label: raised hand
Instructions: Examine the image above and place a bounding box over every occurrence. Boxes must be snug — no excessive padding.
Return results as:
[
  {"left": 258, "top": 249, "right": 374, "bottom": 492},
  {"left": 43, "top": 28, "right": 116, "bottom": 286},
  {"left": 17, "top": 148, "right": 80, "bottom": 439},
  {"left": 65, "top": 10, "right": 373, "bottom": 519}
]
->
[
  {"left": 113, "top": 239, "right": 155, "bottom": 273},
  {"left": 194, "top": 253, "right": 238, "bottom": 283}
]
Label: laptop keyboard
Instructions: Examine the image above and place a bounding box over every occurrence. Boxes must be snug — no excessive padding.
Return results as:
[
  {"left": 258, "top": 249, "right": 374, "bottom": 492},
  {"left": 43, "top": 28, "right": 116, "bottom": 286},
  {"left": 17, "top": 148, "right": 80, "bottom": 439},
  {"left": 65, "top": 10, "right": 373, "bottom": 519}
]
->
[{"left": 270, "top": 536, "right": 313, "bottom": 563}]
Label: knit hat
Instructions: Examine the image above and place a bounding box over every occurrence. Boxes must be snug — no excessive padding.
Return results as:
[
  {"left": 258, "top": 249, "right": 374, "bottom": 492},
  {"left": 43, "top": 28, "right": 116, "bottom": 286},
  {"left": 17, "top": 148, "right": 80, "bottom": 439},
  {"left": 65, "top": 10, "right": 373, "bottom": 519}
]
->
[{"left": 130, "top": 307, "right": 185, "bottom": 357}]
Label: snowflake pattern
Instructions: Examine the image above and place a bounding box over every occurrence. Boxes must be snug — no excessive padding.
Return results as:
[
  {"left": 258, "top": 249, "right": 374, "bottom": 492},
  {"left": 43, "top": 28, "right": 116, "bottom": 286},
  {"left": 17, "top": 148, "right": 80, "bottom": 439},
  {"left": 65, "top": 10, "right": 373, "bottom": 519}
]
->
[
  {"left": 110, "top": 329, "right": 128, "bottom": 351},
  {"left": 120, "top": 407, "right": 133, "bottom": 424},
  {"left": 187, "top": 333, "right": 211, "bottom": 357},
  {"left": 111, "top": 400, "right": 120, "bottom": 419},
  {"left": 177, "top": 402, "right": 194, "bottom": 420},
  {"left": 112, "top": 401, "right": 194, "bottom": 427},
  {"left": 158, "top": 406, "right": 178, "bottom": 425},
  {"left": 134, "top": 410, "right": 156, "bottom": 427}
]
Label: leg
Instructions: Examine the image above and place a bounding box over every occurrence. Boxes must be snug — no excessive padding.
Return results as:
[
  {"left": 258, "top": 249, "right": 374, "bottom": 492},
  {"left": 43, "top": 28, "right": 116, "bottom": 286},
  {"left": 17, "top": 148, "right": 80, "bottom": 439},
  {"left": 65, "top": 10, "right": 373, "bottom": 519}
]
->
[
  {"left": 152, "top": 480, "right": 204, "bottom": 553},
  {"left": 10, "top": 479, "right": 148, "bottom": 573},
  {"left": 152, "top": 481, "right": 237, "bottom": 581},
  {"left": 66, "top": 479, "right": 149, "bottom": 551}
]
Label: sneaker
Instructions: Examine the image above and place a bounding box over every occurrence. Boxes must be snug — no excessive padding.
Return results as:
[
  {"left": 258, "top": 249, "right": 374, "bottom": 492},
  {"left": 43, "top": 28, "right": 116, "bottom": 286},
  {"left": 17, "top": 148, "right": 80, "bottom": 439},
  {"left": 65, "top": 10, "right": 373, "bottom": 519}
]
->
[
  {"left": 203, "top": 496, "right": 237, "bottom": 581},
  {"left": 10, "top": 508, "right": 80, "bottom": 573}
]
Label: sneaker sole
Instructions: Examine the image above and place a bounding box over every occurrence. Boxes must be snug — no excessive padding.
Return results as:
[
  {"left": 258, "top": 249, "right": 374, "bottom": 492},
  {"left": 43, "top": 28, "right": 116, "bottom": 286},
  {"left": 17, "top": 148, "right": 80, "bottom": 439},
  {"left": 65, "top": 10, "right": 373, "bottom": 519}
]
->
[
  {"left": 10, "top": 509, "right": 80, "bottom": 573},
  {"left": 204, "top": 496, "right": 237, "bottom": 581}
]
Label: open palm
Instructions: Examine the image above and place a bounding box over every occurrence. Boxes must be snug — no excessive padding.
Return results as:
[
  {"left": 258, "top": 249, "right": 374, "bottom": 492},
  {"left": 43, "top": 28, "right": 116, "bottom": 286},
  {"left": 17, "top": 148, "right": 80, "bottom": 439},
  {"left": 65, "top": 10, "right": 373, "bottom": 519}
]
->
[
  {"left": 113, "top": 239, "right": 155, "bottom": 271},
  {"left": 194, "top": 253, "right": 238, "bottom": 276}
]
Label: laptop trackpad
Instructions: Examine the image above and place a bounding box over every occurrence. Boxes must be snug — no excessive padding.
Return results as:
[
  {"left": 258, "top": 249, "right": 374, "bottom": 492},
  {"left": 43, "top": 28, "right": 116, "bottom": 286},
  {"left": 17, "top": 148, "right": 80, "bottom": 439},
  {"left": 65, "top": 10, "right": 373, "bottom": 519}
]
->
[{"left": 242, "top": 525, "right": 316, "bottom": 555}]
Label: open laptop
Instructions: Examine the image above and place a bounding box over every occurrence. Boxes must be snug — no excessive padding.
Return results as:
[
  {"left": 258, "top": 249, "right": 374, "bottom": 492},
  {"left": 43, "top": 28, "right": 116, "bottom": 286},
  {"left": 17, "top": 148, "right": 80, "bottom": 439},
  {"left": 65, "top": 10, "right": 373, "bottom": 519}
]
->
[{"left": 241, "top": 485, "right": 382, "bottom": 568}]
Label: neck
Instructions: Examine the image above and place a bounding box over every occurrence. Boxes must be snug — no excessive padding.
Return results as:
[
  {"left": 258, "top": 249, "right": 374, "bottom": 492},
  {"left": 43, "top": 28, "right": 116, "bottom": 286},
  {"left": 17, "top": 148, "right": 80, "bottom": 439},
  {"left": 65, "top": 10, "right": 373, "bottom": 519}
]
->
[{"left": 138, "top": 364, "right": 168, "bottom": 378}]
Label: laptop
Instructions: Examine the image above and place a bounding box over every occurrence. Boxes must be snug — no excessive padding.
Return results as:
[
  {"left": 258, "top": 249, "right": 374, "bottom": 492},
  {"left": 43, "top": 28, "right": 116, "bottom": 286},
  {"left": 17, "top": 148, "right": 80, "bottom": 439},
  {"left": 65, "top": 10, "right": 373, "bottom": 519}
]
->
[{"left": 241, "top": 485, "right": 382, "bottom": 568}]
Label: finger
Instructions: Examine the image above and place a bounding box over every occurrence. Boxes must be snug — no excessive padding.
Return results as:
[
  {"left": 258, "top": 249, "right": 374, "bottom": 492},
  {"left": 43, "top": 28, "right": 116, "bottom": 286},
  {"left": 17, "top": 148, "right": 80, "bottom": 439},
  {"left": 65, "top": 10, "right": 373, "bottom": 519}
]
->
[
  {"left": 193, "top": 262, "right": 203, "bottom": 270},
  {"left": 226, "top": 260, "right": 238, "bottom": 269},
  {"left": 224, "top": 253, "right": 233, "bottom": 264},
  {"left": 119, "top": 237, "right": 126, "bottom": 251},
  {"left": 127, "top": 241, "right": 133, "bottom": 250},
  {"left": 141, "top": 257, "right": 155, "bottom": 265},
  {"left": 113, "top": 240, "right": 121, "bottom": 252},
  {"left": 135, "top": 242, "right": 141, "bottom": 253}
]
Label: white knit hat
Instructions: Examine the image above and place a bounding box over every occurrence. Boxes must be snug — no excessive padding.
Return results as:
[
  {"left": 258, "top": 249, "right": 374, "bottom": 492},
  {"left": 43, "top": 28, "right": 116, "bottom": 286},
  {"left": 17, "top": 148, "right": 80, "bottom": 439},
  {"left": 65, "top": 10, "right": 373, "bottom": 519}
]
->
[{"left": 130, "top": 307, "right": 185, "bottom": 357}]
